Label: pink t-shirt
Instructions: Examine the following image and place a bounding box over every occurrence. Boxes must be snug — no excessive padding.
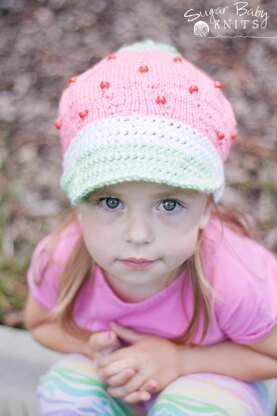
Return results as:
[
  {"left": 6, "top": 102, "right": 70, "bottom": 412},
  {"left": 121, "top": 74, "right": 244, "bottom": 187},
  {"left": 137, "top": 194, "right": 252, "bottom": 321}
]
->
[{"left": 27, "top": 216, "right": 277, "bottom": 346}]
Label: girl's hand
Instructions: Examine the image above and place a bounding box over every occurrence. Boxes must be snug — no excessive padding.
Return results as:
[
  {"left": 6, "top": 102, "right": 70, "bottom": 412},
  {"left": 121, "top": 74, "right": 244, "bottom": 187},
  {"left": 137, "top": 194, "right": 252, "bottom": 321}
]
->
[
  {"left": 96, "top": 322, "right": 182, "bottom": 403},
  {"left": 85, "top": 330, "right": 157, "bottom": 402},
  {"left": 86, "top": 330, "right": 122, "bottom": 360}
]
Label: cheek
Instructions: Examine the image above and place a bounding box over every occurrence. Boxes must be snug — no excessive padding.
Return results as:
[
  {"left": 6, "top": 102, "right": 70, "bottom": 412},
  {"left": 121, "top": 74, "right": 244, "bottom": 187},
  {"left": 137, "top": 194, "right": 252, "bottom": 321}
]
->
[
  {"left": 81, "top": 218, "right": 116, "bottom": 257},
  {"left": 162, "top": 224, "right": 199, "bottom": 259}
]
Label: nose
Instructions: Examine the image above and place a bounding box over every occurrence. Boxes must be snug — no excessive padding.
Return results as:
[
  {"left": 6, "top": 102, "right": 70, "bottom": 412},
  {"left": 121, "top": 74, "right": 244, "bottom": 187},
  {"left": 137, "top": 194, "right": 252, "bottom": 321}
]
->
[{"left": 123, "top": 211, "right": 154, "bottom": 245}]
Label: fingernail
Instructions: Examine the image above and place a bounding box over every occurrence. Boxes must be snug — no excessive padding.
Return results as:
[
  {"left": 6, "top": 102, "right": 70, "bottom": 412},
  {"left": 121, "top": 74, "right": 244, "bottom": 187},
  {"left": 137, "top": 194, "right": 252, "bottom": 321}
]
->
[{"left": 142, "top": 392, "right": 151, "bottom": 401}]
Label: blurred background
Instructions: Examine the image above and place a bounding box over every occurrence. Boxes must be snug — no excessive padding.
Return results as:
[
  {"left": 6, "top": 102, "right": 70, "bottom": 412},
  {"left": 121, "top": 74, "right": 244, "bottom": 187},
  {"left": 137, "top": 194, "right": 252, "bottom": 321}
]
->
[{"left": 0, "top": 0, "right": 276, "bottom": 329}]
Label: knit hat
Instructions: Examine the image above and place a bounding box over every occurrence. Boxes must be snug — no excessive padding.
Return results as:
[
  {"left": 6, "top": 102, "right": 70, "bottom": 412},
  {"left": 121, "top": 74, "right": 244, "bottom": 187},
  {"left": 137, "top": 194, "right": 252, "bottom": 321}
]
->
[{"left": 57, "top": 39, "right": 237, "bottom": 206}]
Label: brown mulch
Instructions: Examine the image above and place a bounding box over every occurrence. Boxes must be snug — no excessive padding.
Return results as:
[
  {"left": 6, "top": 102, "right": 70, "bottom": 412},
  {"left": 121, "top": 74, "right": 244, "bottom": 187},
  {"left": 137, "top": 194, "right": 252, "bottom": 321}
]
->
[{"left": 0, "top": 0, "right": 276, "bottom": 328}]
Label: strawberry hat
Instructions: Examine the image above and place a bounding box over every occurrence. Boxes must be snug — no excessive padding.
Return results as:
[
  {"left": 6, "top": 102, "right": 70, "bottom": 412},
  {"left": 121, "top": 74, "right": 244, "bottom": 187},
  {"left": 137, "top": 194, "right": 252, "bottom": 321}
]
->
[{"left": 56, "top": 39, "right": 237, "bottom": 206}]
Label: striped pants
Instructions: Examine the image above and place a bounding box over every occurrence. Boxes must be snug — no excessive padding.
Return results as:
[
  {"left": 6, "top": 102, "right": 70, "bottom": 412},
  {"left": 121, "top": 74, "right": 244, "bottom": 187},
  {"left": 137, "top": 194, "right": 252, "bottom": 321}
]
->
[{"left": 37, "top": 353, "right": 277, "bottom": 416}]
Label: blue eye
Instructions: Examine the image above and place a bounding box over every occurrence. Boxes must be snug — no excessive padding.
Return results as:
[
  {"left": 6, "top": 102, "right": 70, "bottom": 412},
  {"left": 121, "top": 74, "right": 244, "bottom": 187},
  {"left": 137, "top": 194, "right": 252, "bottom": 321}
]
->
[
  {"left": 96, "top": 197, "right": 184, "bottom": 213},
  {"left": 159, "top": 199, "right": 184, "bottom": 213},
  {"left": 98, "top": 197, "right": 121, "bottom": 209}
]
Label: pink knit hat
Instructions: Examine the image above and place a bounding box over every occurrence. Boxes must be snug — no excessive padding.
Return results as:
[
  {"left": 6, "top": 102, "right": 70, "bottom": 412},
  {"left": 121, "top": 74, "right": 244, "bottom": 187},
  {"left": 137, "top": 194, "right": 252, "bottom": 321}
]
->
[{"left": 57, "top": 39, "right": 237, "bottom": 206}]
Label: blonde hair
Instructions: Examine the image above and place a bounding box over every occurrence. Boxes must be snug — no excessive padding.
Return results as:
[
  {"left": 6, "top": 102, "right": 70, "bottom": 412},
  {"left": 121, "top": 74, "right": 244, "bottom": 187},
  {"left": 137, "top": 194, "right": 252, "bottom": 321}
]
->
[{"left": 33, "top": 200, "right": 256, "bottom": 347}]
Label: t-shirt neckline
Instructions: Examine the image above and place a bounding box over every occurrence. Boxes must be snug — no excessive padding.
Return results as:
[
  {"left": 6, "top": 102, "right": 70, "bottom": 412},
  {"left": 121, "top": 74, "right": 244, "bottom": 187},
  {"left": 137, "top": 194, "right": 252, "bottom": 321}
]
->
[{"left": 93, "top": 263, "right": 188, "bottom": 309}]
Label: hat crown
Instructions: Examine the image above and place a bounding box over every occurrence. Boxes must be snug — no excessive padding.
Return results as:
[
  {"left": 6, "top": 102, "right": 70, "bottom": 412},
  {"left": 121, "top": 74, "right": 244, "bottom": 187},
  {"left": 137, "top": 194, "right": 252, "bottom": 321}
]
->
[
  {"left": 58, "top": 39, "right": 237, "bottom": 205},
  {"left": 58, "top": 39, "right": 236, "bottom": 159}
]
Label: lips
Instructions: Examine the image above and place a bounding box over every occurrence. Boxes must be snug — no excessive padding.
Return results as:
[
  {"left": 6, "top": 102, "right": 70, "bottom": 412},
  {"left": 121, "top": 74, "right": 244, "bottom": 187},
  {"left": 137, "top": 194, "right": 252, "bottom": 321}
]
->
[
  {"left": 120, "top": 258, "right": 156, "bottom": 269},
  {"left": 122, "top": 258, "right": 153, "bottom": 263}
]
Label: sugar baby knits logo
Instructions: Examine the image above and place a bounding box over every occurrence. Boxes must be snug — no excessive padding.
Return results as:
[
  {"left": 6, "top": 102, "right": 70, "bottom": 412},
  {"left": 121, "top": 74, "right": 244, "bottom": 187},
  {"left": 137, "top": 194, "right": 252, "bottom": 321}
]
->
[{"left": 184, "top": 2, "right": 275, "bottom": 38}]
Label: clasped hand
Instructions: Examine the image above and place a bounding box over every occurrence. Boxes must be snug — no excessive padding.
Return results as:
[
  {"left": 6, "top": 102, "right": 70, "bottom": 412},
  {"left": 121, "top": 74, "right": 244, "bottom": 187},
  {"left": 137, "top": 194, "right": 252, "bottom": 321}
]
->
[{"left": 89, "top": 322, "right": 182, "bottom": 404}]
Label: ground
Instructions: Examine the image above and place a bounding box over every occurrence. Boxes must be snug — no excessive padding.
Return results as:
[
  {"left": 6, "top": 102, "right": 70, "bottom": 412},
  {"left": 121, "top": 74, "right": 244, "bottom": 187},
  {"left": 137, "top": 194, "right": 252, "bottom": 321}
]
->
[{"left": 0, "top": 1, "right": 276, "bottom": 331}]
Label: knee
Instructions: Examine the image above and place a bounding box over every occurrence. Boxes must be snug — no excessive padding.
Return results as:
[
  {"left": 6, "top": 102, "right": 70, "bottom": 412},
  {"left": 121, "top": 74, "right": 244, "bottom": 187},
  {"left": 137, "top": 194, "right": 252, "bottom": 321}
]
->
[
  {"left": 148, "top": 373, "right": 266, "bottom": 416},
  {"left": 36, "top": 353, "right": 107, "bottom": 415}
]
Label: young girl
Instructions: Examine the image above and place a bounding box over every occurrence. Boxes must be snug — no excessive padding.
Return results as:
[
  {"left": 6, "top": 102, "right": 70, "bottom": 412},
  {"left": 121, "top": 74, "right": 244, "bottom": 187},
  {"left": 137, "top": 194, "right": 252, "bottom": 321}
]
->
[{"left": 24, "top": 39, "right": 277, "bottom": 416}]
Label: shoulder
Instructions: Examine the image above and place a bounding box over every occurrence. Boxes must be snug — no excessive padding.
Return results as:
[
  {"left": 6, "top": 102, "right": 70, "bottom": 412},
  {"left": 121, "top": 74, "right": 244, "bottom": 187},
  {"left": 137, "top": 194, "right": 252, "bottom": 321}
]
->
[
  {"left": 32, "top": 219, "right": 82, "bottom": 267},
  {"left": 27, "top": 218, "right": 83, "bottom": 309},
  {"left": 201, "top": 216, "right": 277, "bottom": 343},
  {"left": 201, "top": 215, "right": 277, "bottom": 290}
]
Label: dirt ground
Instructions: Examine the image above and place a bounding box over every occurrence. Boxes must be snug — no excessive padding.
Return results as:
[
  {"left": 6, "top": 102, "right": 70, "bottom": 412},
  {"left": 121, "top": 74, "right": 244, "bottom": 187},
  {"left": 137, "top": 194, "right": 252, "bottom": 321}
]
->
[{"left": 0, "top": 0, "right": 276, "bottom": 327}]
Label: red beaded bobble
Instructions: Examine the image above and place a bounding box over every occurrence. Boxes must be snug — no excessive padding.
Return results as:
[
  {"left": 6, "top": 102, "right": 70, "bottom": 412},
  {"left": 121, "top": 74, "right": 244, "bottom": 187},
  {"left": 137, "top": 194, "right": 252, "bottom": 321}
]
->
[
  {"left": 214, "top": 81, "right": 223, "bottom": 90},
  {"left": 216, "top": 131, "right": 225, "bottom": 140},
  {"left": 100, "top": 81, "right": 110, "bottom": 89},
  {"left": 139, "top": 65, "right": 149, "bottom": 73},
  {"left": 173, "top": 56, "right": 182, "bottom": 63},
  {"left": 79, "top": 110, "right": 88, "bottom": 119},
  {"left": 156, "top": 96, "right": 167, "bottom": 105},
  {"left": 68, "top": 77, "right": 77, "bottom": 84},
  {"left": 107, "top": 54, "right": 116, "bottom": 60},
  {"left": 55, "top": 120, "right": 62, "bottom": 129},
  {"left": 231, "top": 133, "right": 237, "bottom": 141},
  {"left": 188, "top": 85, "right": 199, "bottom": 94}
]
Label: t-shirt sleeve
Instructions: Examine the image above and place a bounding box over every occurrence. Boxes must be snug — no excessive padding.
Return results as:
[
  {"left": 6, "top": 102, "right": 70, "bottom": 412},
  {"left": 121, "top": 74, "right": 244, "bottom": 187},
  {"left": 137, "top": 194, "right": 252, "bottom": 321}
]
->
[
  {"left": 210, "top": 223, "right": 277, "bottom": 345},
  {"left": 27, "top": 233, "right": 61, "bottom": 310},
  {"left": 27, "top": 221, "right": 81, "bottom": 310}
]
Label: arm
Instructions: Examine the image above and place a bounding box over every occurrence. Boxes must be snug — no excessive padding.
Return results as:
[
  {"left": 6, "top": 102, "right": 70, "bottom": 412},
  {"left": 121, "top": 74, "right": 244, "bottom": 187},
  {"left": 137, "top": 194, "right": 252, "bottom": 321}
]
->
[
  {"left": 24, "top": 296, "right": 155, "bottom": 400},
  {"left": 24, "top": 294, "right": 91, "bottom": 355},
  {"left": 179, "top": 337, "right": 277, "bottom": 382},
  {"left": 246, "top": 324, "right": 277, "bottom": 359},
  {"left": 96, "top": 322, "right": 277, "bottom": 404}
]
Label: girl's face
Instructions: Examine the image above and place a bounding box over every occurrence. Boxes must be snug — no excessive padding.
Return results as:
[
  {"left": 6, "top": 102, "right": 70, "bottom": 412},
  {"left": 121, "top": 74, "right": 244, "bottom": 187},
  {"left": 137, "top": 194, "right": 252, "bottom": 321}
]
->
[{"left": 78, "top": 181, "right": 212, "bottom": 301}]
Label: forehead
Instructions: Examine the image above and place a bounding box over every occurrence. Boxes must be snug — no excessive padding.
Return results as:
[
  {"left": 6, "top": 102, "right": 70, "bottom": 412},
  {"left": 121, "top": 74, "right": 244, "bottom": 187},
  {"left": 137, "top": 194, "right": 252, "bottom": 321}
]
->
[{"left": 88, "top": 182, "right": 200, "bottom": 198}]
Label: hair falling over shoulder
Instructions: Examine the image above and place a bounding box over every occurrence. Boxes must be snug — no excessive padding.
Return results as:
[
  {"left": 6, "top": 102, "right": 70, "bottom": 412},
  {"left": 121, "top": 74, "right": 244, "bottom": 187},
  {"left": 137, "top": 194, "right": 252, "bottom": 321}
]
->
[
  {"left": 36, "top": 203, "right": 256, "bottom": 345},
  {"left": 38, "top": 210, "right": 93, "bottom": 339}
]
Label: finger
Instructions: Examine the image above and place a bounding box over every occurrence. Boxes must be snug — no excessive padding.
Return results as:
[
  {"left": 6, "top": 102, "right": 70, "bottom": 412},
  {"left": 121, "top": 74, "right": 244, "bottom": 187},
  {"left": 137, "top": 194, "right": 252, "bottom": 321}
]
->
[
  {"left": 89, "top": 331, "right": 120, "bottom": 354},
  {"left": 139, "top": 379, "right": 157, "bottom": 394},
  {"left": 89, "top": 331, "right": 113, "bottom": 351},
  {"left": 96, "top": 348, "right": 125, "bottom": 369},
  {"left": 105, "top": 368, "right": 136, "bottom": 387},
  {"left": 107, "top": 373, "right": 146, "bottom": 398},
  {"left": 97, "top": 347, "right": 129, "bottom": 368},
  {"left": 121, "top": 390, "right": 151, "bottom": 404},
  {"left": 98, "top": 358, "right": 137, "bottom": 379},
  {"left": 110, "top": 322, "right": 145, "bottom": 343},
  {"left": 95, "top": 347, "right": 116, "bottom": 359}
]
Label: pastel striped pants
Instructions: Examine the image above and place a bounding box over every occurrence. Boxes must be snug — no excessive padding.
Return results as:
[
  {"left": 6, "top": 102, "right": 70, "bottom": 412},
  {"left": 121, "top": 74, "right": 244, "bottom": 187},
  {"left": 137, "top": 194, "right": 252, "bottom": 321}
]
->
[{"left": 37, "top": 353, "right": 277, "bottom": 416}]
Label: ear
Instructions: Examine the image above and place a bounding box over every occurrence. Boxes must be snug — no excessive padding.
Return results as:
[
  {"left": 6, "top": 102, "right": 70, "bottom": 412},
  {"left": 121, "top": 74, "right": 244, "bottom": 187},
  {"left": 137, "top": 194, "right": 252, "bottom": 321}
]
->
[{"left": 199, "top": 195, "right": 213, "bottom": 230}]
